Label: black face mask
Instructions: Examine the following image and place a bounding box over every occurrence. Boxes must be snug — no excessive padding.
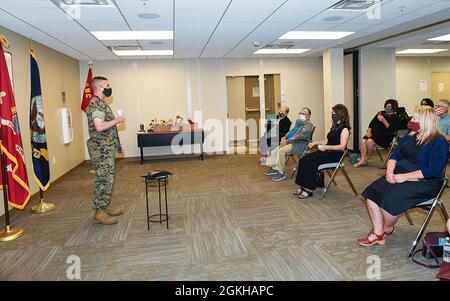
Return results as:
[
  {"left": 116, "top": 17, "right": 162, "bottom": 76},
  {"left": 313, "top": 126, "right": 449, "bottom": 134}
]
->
[
  {"left": 279, "top": 112, "right": 285, "bottom": 118},
  {"left": 103, "top": 87, "right": 112, "bottom": 97},
  {"left": 332, "top": 113, "right": 340, "bottom": 123}
]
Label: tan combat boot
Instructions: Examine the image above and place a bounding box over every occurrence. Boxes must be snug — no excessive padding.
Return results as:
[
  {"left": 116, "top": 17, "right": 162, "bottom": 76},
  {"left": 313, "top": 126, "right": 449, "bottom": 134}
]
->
[
  {"left": 104, "top": 205, "right": 124, "bottom": 216},
  {"left": 94, "top": 209, "right": 118, "bottom": 225}
]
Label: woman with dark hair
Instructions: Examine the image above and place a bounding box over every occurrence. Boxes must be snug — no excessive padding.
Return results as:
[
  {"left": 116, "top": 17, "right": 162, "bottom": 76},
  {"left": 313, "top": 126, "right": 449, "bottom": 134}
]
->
[
  {"left": 358, "top": 105, "right": 448, "bottom": 247},
  {"left": 354, "top": 99, "right": 401, "bottom": 167},
  {"left": 294, "top": 104, "right": 351, "bottom": 199},
  {"left": 421, "top": 98, "right": 434, "bottom": 108}
]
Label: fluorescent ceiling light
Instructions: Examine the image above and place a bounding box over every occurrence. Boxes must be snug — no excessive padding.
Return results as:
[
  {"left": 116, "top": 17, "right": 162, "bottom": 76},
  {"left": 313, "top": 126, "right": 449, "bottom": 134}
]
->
[
  {"left": 254, "top": 49, "right": 310, "bottom": 55},
  {"left": 396, "top": 49, "right": 448, "bottom": 54},
  {"left": 279, "top": 31, "right": 354, "bottom": 40},
  {"left": 113, "top": 50, "right": 173, "bottom": 56},
  {"left": 91, "top": 31, "right": 173, "bottom": 40},
  {"left": 428, "top": 34, "right": 450, "bottom": 41}
]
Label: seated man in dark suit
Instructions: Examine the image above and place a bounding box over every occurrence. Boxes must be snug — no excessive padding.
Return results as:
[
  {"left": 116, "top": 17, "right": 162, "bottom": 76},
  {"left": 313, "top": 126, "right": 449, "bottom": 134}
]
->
[{"left": 264, "top": 107, "right": 314, "bottom": 182}]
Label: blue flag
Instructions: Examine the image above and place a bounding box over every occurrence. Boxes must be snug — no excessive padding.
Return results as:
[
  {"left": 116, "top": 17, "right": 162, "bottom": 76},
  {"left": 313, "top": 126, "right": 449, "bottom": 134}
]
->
[{"left": 30, "top": 50, "right": 50, "bottom": 191}]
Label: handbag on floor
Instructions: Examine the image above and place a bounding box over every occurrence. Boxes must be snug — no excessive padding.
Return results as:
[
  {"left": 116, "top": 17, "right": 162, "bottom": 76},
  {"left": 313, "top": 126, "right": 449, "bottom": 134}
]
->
[{"left": 412, "top": 232, "right": 449, "bottom": 268}]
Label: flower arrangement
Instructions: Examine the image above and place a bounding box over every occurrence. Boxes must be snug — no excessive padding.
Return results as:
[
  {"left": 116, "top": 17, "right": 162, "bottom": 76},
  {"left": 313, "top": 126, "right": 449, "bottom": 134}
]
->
[{"left": 147, "top": 116, "right": 191, "bottom": 131}]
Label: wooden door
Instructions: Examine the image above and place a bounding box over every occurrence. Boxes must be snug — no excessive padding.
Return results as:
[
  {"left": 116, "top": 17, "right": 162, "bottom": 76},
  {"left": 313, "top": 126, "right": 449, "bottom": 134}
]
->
[
  {"left": 245, "top": 76, "right": 260, "bottom": 141},
  {"left": 432, "top": 72, "right": 450, "bottom": 101}
]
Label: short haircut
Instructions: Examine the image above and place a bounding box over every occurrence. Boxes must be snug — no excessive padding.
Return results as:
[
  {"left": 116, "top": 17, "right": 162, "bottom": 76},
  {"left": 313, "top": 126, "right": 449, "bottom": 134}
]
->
[
  {"left": 384, "top": 99, "right": 398, "bottom": 110},
  {"left": 91, "top": 76, "right": 108, "bottom": 90},
  {"left": 438, "top": 99, "right": 449, "bottom": 107},
  {"left": 302, "top": 107, "right": 311, "bottom": 116}
]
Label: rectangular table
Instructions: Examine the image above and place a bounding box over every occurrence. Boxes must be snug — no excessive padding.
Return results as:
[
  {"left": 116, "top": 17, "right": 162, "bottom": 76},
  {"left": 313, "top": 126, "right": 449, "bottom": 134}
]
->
[{"left": 137, "top": 125, "right": 204, "bottom": 164}]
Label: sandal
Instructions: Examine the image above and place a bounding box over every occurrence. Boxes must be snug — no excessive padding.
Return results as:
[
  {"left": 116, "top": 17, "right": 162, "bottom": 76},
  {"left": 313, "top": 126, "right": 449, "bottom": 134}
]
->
[
  {"left": 384, "top": 227, "right": 396, "bottom": 236},
  {"left": 293, "top": 187, "right": 303, "bottom": 196},
  {"left": 297, "top": 189, "right": 313, "bottom": 199},
  {"left": 358, "top": 231, "right": 385, "bottom": 247},
  {"left": 353, "top": 161, "right": 368, "bottom": 168}
]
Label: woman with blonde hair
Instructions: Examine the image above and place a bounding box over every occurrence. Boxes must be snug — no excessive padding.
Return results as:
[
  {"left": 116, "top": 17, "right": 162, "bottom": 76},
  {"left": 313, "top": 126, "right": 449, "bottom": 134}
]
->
[{"left": 358, "top": 105, "right": 448, "bottom": 247}]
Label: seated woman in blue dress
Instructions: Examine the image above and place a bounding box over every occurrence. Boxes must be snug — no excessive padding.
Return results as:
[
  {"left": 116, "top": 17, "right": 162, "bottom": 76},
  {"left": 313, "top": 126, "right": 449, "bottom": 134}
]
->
[
  {"left": 358, "top": 105, "right": 448, "bottom": 247},
  {"left": 293, "top": 104, "right": 351, "bottom": 199}
]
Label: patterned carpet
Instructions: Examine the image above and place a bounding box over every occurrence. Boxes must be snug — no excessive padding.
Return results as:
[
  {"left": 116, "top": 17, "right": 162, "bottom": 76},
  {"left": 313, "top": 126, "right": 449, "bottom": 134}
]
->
[{"left": 0, "top": 152, "right": 448, "bottom": 281}]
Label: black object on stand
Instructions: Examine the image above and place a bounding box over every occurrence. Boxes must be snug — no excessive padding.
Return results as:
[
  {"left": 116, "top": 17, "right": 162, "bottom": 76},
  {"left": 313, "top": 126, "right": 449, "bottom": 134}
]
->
[{"left": 142, "top": 170, "right": 172, "bottom": 230}]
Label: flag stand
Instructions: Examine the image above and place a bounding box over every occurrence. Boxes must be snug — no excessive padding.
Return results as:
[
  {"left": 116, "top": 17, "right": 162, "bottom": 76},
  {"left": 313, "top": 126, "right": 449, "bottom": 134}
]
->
[
  {"left": 31, "top": 189, "right": 54, "bottom": 213},
  {"left": 0, "top": 112, "right": 24, "bottom": 242}
]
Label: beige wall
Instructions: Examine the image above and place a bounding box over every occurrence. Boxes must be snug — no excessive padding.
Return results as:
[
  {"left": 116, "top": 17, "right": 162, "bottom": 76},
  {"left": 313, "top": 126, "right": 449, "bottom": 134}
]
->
[
  {"left": 396, "top": 57, "right": 450, "bottom": 113},
  {"left": 359, "top": 47, "right": 397, "bottom": 136},
  {"left": 0, "top": 26, "right": 83, "bottom": 215},
  {"left": 80, "top": 57, "right": 324, "bottom": 158}
]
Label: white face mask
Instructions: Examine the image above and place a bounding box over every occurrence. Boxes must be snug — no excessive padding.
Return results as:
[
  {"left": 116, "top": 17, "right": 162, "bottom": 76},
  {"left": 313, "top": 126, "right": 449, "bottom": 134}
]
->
[{"left": 298, "top": 115, "right": 307, "bottom": 121}]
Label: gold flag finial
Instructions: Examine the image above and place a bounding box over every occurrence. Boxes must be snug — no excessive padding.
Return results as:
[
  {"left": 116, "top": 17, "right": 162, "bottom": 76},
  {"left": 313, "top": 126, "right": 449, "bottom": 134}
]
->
[{"left": 0, "top": 35, "right": 10, "bottom": 48}]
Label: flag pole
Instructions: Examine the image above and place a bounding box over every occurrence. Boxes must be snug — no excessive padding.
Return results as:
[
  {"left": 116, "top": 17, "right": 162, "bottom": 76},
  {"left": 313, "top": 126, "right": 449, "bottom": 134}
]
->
[
  {"left": 0, "top": 96, "right": 24, "bottom": 241},
  {"left": 31, "top": 189, "right": 54, "bottom": 213},
  {"left": 28, "top": 44, "right": 54, "bottom": 214}
]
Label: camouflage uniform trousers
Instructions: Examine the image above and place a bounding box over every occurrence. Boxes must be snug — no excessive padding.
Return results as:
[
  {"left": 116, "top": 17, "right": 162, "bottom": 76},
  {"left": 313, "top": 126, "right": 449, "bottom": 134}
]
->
[{"left": 87, "top": 141, "right": 116, "bottom": 209}]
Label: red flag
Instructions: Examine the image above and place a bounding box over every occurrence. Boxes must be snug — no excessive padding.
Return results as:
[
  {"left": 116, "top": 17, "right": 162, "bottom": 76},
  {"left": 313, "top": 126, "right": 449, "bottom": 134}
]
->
[
  {"left": 81, "top": 64, "right": 93, "bottom": 111},
  {"left": 0, "top": 37, "right": 31, "bottom": 209}
]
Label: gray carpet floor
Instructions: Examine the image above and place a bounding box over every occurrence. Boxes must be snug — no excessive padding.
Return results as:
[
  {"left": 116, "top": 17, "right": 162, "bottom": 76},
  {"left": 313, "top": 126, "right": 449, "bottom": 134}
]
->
[{"left": 0, "top": 153, "right": 448, "bottom": 280}]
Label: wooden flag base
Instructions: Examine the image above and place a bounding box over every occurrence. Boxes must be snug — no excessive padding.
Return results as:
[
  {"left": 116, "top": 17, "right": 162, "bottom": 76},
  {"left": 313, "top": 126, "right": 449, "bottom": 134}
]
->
[
  {"left": 0, "top": 225, "right": 24, "bottom": 242},
  {"left": 32, "top": 199, "right": 55, "bottom": 213}
]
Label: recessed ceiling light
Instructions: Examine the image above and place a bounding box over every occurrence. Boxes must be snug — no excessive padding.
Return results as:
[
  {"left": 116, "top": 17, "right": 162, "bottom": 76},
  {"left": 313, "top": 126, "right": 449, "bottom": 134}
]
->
[
  {"left": 428, "top": 34, "right": 450, "bottom": 42},
  {"left": 138, "top": 13, "right": 160, "bottom": 20},
  {"left": 324, "top": 16, "right": 344, "bottom": 22},
  {"left": 279, "top": 31, "right": 354, "bottom": 40},
  {"left": 113, "top": 50, "right": 173, "bottom": 56},
  {"left": 254, "top": 49, "right": 310, "bottom": 55},
  {"left": 396, "top": 49, "right": 448, "bottom": 54},
  {"left": 91, "top": 31, "right": 173, "bottom": 40},
  {"left": 149, "top": 41, "right": 164, "bottom": 45}
]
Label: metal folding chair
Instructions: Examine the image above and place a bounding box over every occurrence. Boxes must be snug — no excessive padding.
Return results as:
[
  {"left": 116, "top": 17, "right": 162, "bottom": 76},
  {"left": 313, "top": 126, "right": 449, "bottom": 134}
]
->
[
  {"left": 407, "top": 178, "right": 449, "bottom": 257},
  {"left": 318, "top": 149, "right": 358, "bottom": 200},
  {"left": 288, "top": 127, "right": 315, "bottom": 179},
  {"left": 375, "top": 136, "right": 398, "bottom": 169}
]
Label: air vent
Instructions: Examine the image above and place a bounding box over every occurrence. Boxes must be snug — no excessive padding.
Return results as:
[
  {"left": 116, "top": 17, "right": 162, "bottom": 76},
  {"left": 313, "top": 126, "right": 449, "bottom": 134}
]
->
[
  {"left": 108, "top": 46, "right": 141, "bottom": 51},
  {"left": 265, "top": 44, "right": 294, "bottom": 49},
  {"left": 331, "top": 0, "right": 381, "bottom": 11},
  {"left": 50, "top": 0, "right": 115, "bottom": 7}
]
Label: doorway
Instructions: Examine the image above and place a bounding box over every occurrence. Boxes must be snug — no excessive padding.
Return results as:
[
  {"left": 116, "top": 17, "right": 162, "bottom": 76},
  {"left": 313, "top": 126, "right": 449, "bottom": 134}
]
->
[{"left": 226, "top": 74, "right": 281, "bottom": 152}]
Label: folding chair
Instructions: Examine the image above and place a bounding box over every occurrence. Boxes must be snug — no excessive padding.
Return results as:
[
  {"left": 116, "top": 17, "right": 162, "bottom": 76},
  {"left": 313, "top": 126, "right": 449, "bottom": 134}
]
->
[
  {"left": 288, "top": 127, "right": 315, "bottom": 179},
  {"left": 375, "top": 136, "right": 398, "bottom": 169},
  {"left": 318, "top": 149, "right": 358, "bottom": 200},
  {"left": 375, "top": 129, "right": 410, "bottom": 169},
  {"left": 407, "top": 178, "right": 449, "bottom": 257}
]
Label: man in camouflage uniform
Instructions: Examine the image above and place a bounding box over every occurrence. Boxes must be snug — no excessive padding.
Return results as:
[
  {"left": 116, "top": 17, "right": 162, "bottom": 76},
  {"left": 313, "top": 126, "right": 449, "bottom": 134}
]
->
[{"left": 86, "top": 76, "right": 125, "bottom": 225}]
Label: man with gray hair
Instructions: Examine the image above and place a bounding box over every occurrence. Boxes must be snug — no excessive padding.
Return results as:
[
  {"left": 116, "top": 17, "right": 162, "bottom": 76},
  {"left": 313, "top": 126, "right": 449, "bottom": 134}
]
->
[
  {"left": 435, "top": 99, "right": 450, "bottom": 142},
  {"left": 265, "top": 107, "right": 314, "bottom": 182}
]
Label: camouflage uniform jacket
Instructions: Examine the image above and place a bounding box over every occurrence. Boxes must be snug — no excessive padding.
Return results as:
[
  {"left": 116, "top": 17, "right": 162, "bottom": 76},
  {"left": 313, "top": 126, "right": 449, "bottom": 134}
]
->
[{"left": 86, "top": 95, "right": 121, "bottom": 152}]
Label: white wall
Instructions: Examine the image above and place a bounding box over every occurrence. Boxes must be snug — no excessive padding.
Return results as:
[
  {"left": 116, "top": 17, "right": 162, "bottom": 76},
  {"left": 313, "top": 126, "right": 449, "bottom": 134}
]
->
[
  {"left": 80, "top": 57, "right": 324, "bottom": 159},
  {"left": 396, "top": 57, "right": 450, "bottom": 113}
]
